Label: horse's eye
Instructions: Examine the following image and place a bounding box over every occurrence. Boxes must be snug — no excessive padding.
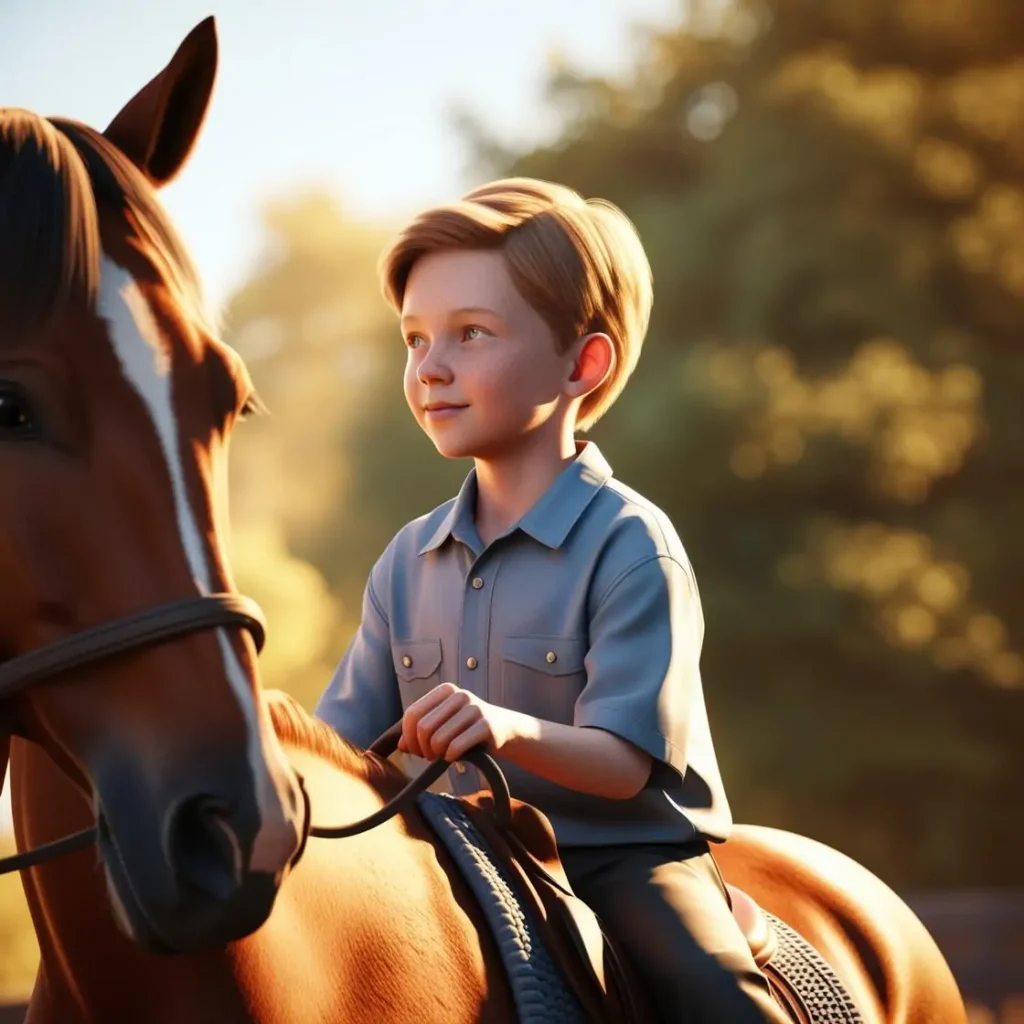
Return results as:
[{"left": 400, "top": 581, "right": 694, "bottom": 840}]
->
[
  {"left": 0, "top": 384, "right": 39, "bottom": 437},
  {"left": 238, "top": 393, "right": 266, "bottom": 420}
]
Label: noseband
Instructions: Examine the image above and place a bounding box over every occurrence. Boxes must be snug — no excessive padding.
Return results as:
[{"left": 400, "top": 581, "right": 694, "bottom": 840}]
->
[
  {"left": 0, "top": 595, "right": 513, "bottom": 878},
  {"left": 0, "top": 594, "right": 266, "bottom": 875}
]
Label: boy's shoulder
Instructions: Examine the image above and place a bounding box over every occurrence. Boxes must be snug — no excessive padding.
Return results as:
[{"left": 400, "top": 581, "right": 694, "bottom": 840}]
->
[{"left": 586, "top": 474, "right": 691, "bottom": 569}]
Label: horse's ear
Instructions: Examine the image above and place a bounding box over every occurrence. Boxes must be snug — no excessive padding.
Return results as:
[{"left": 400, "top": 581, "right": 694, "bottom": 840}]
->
[{"left": 103, "top": 16, "right": 218, "bottom": 188}]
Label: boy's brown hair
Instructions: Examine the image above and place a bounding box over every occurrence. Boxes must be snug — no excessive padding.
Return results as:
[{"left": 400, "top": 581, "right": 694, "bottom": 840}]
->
[{"left": 378, "top": 177, "right": 653, "bottom": 431}]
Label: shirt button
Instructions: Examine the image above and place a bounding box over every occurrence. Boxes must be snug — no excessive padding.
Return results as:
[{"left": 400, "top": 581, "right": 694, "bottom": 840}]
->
[
  {"left": 454, "top": 762, "right": 467, "bottom": 774},
  {"left": 401, "top": 655, "right": 413, "bottom": 668},
  {"left": 471, "top": 576, "right": 484, "bottom": 589},
  {"left": 466, "top": 656, "right": 478, "bottom": 670},
  {"left": 545, "top": 651, "right": 557, "bottom": 664}
]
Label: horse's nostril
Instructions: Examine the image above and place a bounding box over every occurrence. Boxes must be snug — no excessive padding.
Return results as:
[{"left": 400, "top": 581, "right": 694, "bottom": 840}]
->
[{"left": 166, "top": 796, "right": 243, "bottom": 903}]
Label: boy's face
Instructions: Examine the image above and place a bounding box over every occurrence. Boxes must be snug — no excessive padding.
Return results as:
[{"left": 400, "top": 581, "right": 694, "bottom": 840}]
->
[{"left": 400, "top": 249, "right": 576, "bottom": 461}]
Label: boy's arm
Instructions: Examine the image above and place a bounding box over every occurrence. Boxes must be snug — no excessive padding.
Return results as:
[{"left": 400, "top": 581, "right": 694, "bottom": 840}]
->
[
  {"left": 314, "top": 568, "right": 402, "bottom": 749},
  {"left": 498, "top": 713, "right": 653, "bottom": 800}
]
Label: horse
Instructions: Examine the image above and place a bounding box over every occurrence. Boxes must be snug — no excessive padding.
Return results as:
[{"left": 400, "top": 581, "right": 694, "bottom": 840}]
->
[{"left": 0, "top": 16, "right": 968, "bottom": 1024}]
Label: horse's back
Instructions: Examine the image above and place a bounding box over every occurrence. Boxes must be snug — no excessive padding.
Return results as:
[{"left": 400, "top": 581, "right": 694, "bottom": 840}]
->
[{"left": 715, "top": 824, "right": 967, "bottom": 1024}]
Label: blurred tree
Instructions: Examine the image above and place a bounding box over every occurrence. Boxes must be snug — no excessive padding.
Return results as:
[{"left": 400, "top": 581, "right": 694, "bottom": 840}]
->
[
  {"left": 447, "top": 0, "right": 1024, "bottom": 888},
  {"left": 220, "top": 192, "right": 400, "bottom": 700},
  {"left": 224, "top": 191, "right": 394, "bottom": 546},
  {"left": 0, "top": 838, "right": 37, "bottom": 999},
  {"left": 230, "top": 522, "right": 346, "bottom": 710}
]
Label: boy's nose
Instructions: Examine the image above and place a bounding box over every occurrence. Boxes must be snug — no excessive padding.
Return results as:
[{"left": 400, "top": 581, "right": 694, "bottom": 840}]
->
[{"left": 418, "top": 354, "right": 453, "bottom": 385}]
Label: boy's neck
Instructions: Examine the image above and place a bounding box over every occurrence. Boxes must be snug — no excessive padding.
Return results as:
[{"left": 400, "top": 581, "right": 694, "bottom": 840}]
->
[{"left": 472, "top": 428, "right": 579, "bottom": 547}]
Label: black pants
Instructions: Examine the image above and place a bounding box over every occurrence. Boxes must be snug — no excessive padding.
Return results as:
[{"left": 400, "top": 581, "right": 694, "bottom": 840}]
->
[{"left": 559, "top": 841, "right": 787, "bottom": 1024}]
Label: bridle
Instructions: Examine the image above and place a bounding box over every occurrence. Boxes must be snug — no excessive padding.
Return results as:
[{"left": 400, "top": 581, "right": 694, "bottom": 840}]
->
[
  {"left": 0, "top": 594, "right": 512, "bottom": 876},
  {"left": 0, "top": 593, "right": 268, "bottom": 875}
]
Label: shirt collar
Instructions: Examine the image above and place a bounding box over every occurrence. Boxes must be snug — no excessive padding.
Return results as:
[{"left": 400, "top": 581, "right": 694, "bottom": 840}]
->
[
  {"left": 418, "top": 442, "right": 613, "bottom": 556},
  {"left": 418, "top": 469, "right": 481, "bottom": 556}
]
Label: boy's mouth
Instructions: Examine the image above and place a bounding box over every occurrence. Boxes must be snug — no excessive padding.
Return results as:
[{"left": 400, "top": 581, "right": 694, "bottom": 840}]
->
[{"left": 424, "top": 402, "right": 468, "bottom": 420}]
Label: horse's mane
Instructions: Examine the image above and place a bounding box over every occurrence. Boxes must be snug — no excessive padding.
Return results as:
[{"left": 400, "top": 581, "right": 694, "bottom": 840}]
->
[
  {"left": 265, "top": 689, "right": 401, "bottom": 788},
  {"left": 0, "top": 107, "right": 209, "bottom": 333}
]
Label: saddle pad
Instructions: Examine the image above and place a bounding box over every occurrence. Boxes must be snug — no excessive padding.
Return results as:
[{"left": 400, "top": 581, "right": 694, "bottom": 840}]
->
[
  {"left": 417, "top": 792, "right": 587, "bottom": 1024},
  {"left": 763, "top": 912, "right": 864, "bottom": 1023}
]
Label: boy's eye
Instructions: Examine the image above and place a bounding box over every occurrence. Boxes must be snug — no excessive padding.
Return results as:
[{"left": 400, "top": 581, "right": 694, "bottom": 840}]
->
[
  {"left": 406, "top": 334, "right": 425, "bottom": 349},
  {"left": 463, "top": 326, "right": 485, "bottom": 341}
]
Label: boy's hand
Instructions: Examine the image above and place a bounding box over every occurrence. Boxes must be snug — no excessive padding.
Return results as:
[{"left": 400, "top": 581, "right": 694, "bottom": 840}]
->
[{"left": 397, "top": 682, "right": 516, "bottom": 762}]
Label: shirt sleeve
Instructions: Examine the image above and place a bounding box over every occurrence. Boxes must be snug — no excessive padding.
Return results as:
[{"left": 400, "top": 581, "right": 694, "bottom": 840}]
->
[
  {"left": 574, "top": 553, "right": 702, "bottom": 789},
  {"left": 313, "top": 567, "right": 401, "bottom": 750}
]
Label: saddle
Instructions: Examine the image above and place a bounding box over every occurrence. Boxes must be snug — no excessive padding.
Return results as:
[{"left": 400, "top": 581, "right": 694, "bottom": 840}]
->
[
  {"left": 360, "top": 725, "right": 857, "bottom": 1023},
  {"left": 457, "top": 793, "right": 862, "bottom": 1024},
  {"left": 459, "top": 791, "right": 645, "bottom": 1023}
]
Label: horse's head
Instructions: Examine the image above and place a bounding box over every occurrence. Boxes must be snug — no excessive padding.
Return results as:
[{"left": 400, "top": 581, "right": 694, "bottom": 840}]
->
[{"left": 0, "top": 18, "right": 308, "bottom": 952}]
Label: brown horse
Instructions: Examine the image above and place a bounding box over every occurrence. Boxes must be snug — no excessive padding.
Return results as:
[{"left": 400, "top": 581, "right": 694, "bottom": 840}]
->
[{"left": 0, "top": 17, "right": 967, "bottom": 1024}]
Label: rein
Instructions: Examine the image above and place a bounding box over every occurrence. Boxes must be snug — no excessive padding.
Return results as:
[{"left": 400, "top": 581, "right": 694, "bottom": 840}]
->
[
  {"left": 0, "top": 719, "right": 511, "bottom": 876},
  {"left": 0, "top": 589, "right": 512, "bottom": 875},
  {"left": 314, "top": 721, "right": 512, "bottom": 837}
]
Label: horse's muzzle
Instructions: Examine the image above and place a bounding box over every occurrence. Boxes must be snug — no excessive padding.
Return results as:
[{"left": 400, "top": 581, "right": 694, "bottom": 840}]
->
[{"left": 93, "top": 747, "right": 306, "bottom": 953}]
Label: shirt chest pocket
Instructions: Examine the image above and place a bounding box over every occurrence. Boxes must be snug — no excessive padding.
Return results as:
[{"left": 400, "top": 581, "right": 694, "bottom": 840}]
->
[
  {"left": 392, "top": 639, "right": 443, "bottom": 708},
  {"left": 501, "top": 636, "right": 587, "bottom": 726}
]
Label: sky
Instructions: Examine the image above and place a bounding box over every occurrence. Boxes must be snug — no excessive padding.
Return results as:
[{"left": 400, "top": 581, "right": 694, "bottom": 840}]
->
[
  {"left": 1, "top": 0, "right": 682, "bottom": 833},
  {"left": 2, "top": 0, "right": 682, "bottom": 307}
]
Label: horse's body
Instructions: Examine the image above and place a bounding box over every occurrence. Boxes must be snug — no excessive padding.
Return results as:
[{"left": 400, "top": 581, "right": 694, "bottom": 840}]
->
[
  {"left": 13, "top": 693, "right": 964, "bottom": 1024},
  {"left": 1, "top": 16, "right": 966, "bottom": 1024}
]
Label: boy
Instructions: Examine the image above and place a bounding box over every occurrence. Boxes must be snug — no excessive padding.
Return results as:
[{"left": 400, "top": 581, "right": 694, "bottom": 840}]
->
[{"left": 315, "top": 178, "right": 785, "bottom": 1022}]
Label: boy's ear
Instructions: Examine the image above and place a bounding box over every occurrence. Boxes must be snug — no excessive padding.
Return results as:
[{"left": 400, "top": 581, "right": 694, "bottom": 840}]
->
[{"left": 568, "top": 333, "right": 615, "bottom": 396}]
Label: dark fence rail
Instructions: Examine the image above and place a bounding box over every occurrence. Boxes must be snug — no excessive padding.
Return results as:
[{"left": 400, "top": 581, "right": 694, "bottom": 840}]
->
[
  {"left": 907, "top": 889, "right": 1024, "bottom": 1022},
  {"left": 1, "top": 890, "right": 1021, "bottom": 1022}
]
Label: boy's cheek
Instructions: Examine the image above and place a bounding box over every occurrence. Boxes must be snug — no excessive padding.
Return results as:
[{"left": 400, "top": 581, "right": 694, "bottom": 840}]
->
[{"left": 402, "top": 386, "right": 426, "bottom": 424}]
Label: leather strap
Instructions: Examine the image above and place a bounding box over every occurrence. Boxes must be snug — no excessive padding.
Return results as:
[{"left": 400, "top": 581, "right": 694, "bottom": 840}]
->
[
  {"left": 311, "top": 721, "right": 512, "bottom": 838},
  {"left": 0, "top": 715, "right": 508, "bottom": 876},
  {"left": 0, "top": 593, "right": 267, "bottom": 876},
  {"left": 0, "top": 594, "right": 266, "bottom": 701}
]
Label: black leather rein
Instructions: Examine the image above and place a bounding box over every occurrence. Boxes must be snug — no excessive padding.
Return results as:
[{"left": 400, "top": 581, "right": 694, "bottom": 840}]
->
[{"left": 312, "top": 721, "right": 512, "bottom": 839}]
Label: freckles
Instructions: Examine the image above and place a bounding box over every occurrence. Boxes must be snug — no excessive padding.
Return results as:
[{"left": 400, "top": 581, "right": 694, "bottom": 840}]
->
[{"left": 481, "top": 349, "right": 525, "bottom": 386}]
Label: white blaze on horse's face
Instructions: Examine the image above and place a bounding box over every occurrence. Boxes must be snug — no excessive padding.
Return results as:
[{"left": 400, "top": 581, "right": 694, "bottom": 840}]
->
[{"left": 96, "top": 256, "right": 295, "bottom": 874}]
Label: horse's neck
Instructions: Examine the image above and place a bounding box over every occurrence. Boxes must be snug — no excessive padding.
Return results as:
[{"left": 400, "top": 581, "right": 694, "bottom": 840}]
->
[{"left": 281, "top": 740, "right": 397, "bottom": 835}]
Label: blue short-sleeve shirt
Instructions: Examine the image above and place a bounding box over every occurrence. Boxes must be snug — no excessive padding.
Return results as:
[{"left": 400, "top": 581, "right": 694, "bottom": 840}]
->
[{"left": 314, "top": 442, "right": 732, "bottom": 847}]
